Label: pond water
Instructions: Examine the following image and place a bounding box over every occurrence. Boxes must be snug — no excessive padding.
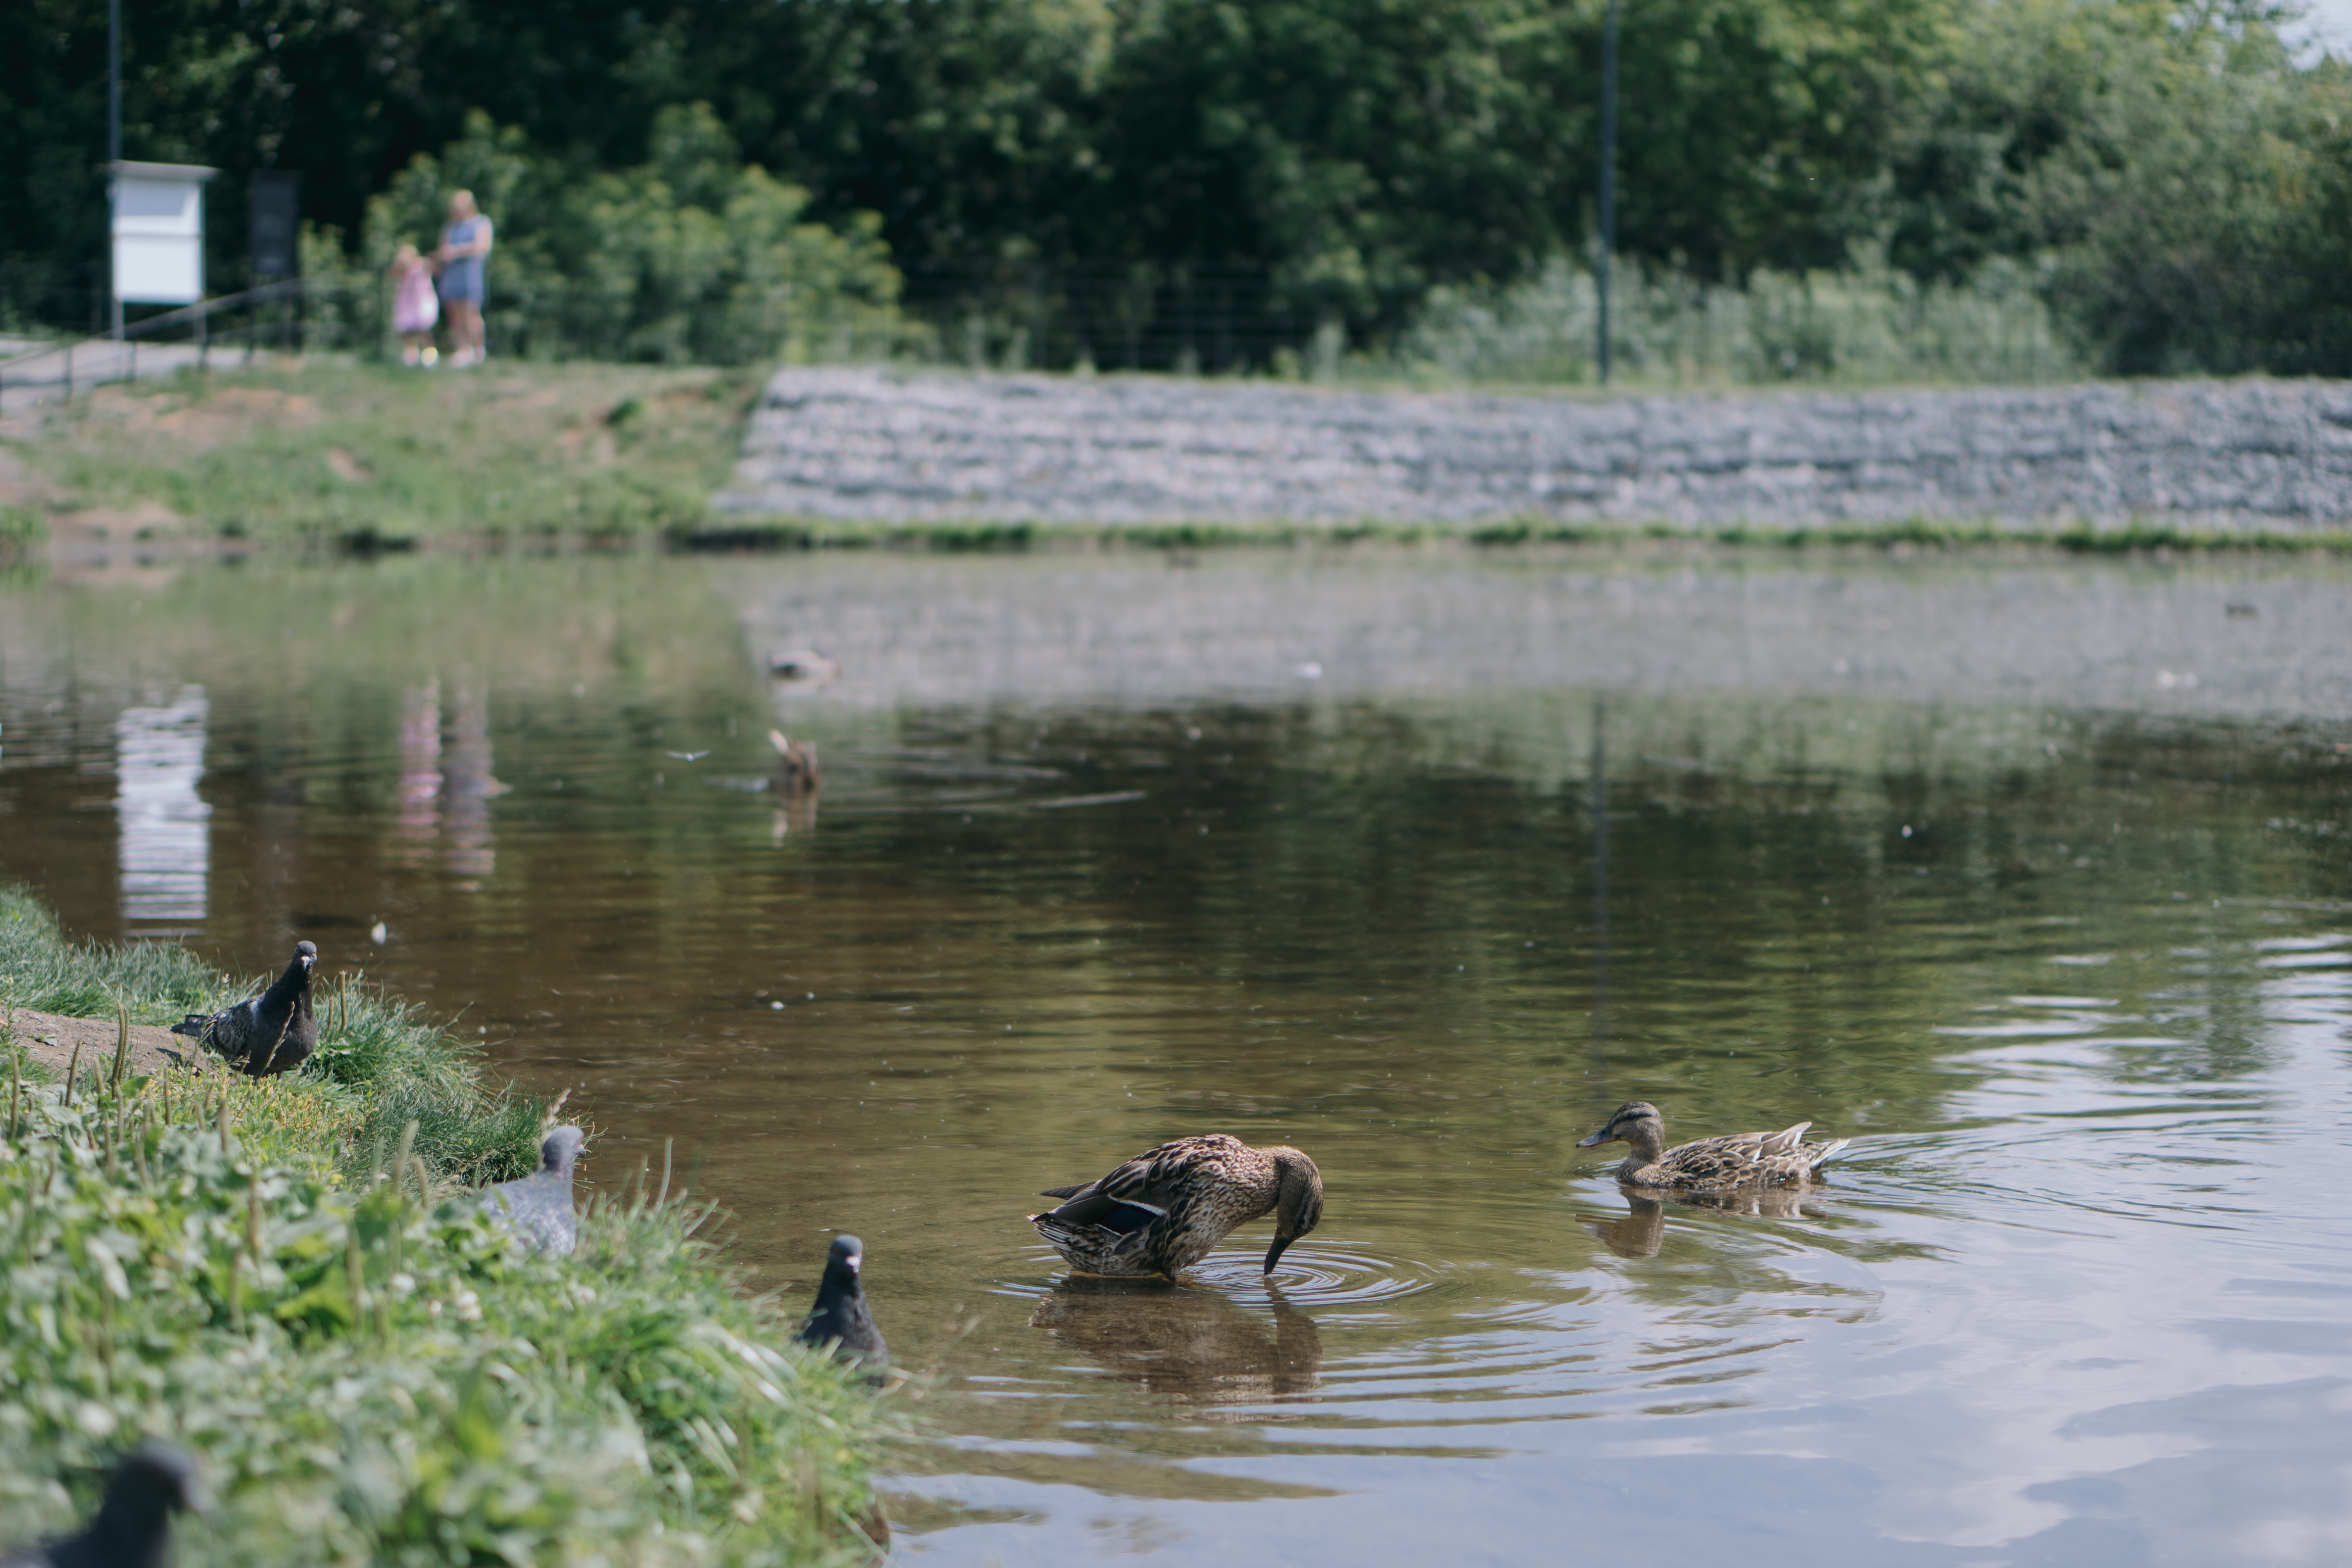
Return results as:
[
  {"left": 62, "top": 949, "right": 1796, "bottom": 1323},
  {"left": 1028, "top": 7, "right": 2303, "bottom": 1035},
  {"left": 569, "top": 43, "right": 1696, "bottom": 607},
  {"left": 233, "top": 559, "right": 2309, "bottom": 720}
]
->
[{"left": 2, "top": 548, "right": 2350, "bottom": 1567}]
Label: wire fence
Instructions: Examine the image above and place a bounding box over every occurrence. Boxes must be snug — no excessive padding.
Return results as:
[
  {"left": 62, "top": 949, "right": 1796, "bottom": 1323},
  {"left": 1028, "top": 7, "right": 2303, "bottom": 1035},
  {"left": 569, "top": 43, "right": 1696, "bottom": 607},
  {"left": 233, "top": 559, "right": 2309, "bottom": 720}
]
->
[
  {"left": 895, "top": 261, "right": 1320, "bottom": 375},
  {"left": 0, "top": 280, "right": 332, "bottom": 414},
  {"left": 0, "top": 252, "right": 2094, "bottom": 394}
]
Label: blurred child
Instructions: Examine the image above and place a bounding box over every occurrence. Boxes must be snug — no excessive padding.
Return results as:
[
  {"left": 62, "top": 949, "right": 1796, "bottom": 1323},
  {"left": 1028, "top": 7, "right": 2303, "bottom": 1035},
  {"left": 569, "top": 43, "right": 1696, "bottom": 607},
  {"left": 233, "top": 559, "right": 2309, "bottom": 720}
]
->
[{"left": 389, "top": 244, "right": 440, "bottom": 366}]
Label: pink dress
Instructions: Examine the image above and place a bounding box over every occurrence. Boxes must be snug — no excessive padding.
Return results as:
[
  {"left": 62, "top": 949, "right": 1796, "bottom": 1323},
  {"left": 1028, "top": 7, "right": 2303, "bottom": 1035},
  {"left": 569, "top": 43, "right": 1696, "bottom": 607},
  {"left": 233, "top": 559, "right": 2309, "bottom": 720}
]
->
[{"left": 393, "top": 262, "right": 440, "bottom": 333}]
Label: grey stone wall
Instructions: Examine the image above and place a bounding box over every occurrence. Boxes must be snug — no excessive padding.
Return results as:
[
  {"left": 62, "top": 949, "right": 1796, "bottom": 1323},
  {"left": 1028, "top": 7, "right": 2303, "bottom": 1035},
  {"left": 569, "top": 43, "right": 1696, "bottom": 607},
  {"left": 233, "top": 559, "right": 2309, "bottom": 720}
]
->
[{"left": 715, "top": 367, "right": 2352, "bottom": 530}]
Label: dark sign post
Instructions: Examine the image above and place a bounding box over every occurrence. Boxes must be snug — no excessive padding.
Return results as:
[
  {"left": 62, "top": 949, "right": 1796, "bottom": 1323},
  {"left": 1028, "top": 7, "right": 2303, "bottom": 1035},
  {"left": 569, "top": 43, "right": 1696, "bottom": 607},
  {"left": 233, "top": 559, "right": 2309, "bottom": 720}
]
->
[{"left": 249, "top": 172, "right": 301, "bottom": 281}]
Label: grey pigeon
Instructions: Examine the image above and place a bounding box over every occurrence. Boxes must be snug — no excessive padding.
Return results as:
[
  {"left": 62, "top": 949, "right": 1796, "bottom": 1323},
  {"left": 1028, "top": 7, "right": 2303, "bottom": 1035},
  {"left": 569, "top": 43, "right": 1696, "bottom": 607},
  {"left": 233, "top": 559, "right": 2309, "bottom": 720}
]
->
[
  {"left": 476, "top": 1126, "right": 586, "bottom": 1255},
  {"left": 170, "top": 941, "right": 317, "bottom": 1076},
  {"left": 796, "top": 1234, "right": 887, "bottom": 1372},
  {"left": 0, "top": 1441, "right": 210, "bottom": 1568}
]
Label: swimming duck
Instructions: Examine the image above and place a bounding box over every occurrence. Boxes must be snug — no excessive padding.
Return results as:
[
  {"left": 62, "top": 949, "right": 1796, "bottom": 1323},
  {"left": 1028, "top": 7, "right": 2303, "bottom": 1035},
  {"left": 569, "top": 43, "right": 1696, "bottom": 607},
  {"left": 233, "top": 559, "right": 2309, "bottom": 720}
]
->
[
  {"left": 170, "top": 940, "right": 317, "bottom": 1076},
  {"left": 1576, "top": 1100, "right": 1849, "bottom": 1191},
  {"left": 769, "top": 729, "right": 820, "bottom": 796},
  {"left": 1030, "top": 1133, "right": 1324, "bottom": 1279},
  {"left": 767, "top": 648, "right": 840, "bottom": 685}
]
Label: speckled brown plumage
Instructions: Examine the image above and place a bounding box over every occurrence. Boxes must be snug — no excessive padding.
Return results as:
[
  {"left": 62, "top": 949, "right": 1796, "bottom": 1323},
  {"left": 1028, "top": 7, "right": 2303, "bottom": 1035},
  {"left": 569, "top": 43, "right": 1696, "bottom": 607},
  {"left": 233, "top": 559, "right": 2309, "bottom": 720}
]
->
[
  {"left": 1577, "top": 1101, "right": 1850, "bottom": 1191},
  {"left": 1029, "top": 1133, "right": 1325, "bottom": 1278}
]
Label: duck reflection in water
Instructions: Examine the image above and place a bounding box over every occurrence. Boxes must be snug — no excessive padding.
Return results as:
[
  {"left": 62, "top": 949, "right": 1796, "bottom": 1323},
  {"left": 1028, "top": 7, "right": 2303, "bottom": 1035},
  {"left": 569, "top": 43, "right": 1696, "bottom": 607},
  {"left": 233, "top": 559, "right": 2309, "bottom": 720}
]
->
[
  {"left": 1583, "top": 1186, "right": 1830, "bottom": 1260},
  {"left": 769, "top": 730, "right": 821, "bottom": 840},
  {"left": 1029, "top": 1275, "right": 1322, "bottom": 1412}
]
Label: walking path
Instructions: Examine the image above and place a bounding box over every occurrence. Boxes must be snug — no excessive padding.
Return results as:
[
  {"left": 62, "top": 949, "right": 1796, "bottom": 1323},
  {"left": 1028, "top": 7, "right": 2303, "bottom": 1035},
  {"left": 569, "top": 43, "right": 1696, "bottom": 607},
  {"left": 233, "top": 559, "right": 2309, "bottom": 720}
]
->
[{"left": 0, "top": 338, "right": 225, "bottom": 415}]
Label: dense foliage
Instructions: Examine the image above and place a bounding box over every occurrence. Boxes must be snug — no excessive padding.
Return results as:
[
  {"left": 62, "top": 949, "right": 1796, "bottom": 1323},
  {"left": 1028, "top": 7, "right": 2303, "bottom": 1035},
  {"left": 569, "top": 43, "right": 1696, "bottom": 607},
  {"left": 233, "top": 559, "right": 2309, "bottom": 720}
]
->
[
  {"left": 0, "top": 889, "right": 892, "bottom": 1566},
  {"left": 3, "top": 0, "right": 2347, "bottom": 373}
]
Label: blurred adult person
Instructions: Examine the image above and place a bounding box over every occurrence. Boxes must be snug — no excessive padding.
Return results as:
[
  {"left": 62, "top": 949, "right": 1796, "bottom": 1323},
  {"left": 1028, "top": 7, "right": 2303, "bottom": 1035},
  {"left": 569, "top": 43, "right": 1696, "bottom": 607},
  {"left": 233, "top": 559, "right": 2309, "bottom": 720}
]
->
[
  {"left": 388, "top": 244, "right": 440, "bottom": 366},
  {"left": 435, "top": 190, "right": 494, "bottom": 367}
]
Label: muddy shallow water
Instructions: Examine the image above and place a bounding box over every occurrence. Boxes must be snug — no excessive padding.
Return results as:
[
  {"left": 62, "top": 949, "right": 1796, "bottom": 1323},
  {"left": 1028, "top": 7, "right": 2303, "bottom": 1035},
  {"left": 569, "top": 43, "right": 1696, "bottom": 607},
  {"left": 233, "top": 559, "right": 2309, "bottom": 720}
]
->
[{"left": 3, "top": 548, "right": 2350, "bottom": 1566}]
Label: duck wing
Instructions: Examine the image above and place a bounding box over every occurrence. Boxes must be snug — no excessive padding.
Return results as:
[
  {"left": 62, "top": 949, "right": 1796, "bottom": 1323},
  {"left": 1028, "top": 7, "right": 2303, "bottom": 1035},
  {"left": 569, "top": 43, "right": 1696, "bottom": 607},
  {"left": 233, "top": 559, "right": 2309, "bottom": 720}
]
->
[
  {"left": 1657, "top": 1130, "right": 1781, "bottom": 1184},
  {"left": 1036, "top": 1136, "right": 1237, "bottom": 1233}
]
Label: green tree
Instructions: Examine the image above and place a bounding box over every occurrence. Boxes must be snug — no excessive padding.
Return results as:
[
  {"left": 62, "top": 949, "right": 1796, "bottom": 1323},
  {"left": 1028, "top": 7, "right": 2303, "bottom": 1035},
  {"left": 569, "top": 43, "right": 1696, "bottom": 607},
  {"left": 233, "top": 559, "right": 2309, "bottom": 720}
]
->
[{"left": 360, "top": 106, "right": 903, "bottom": 363}]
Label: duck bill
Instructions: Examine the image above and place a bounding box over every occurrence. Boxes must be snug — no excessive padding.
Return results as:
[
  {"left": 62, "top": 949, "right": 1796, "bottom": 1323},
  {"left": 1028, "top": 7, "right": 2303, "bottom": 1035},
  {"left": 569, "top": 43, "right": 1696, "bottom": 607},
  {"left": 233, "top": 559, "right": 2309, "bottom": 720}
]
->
[
  {"left": 1575, "top": 1130, "right": 1612, "bottom": 1148},
  {"left": 1263, "top": 1234, "right": 1298, "bottom": 1275}
]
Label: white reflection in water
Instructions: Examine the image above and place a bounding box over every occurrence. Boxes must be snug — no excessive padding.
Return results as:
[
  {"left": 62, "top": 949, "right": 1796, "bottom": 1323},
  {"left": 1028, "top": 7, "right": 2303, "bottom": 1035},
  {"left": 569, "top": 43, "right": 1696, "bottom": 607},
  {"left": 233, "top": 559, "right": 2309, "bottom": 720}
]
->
[
  {"left": 392, "top": 680, "right": 506, "bottom": 887},
  {"left": 395, "top": 681, "right": 441, "bottom": 864},
  {"left": 114, "top": 686, "right": 209, "bottom": 935},
  {"left": 442, "top": 685, "right": 504, "bottom": 885}
]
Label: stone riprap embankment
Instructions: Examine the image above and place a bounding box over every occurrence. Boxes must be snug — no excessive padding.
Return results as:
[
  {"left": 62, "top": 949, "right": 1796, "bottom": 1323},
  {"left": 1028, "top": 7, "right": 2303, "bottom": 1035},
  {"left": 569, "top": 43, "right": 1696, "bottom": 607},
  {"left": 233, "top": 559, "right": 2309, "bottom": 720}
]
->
[{"left": 715, "top": 367, "right": 2352, "bottom": 530}]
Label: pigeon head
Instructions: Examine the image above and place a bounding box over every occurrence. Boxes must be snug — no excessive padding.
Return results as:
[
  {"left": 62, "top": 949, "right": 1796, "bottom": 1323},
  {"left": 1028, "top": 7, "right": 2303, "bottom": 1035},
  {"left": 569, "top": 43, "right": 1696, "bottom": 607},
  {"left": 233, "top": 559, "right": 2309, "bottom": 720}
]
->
[
  {"left": 294, "top": 941, "right": 317, "bottom": 970},
  {"left": 827, "top": 1234, "right": 864, "bottom": 1282},
  {"left": 168, "top": 1014, "right": 209, "bottom": 1039},
  {"left": 539, "top": 1125, "right": 587, "bottom": 1176}
]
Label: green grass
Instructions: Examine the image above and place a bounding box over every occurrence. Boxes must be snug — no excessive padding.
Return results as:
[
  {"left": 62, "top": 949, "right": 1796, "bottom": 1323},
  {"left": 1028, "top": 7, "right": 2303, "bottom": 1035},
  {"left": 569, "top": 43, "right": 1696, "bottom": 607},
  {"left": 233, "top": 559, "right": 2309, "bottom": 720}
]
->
[
  {"left": 0, "top": 504, "right": 46, "bottom": 559},
  {"left": 16, "top": 358, "right": 760, "bottom": 549},
  {"left": 19, "top": 355, "right": 2345, "bottom": 560},
  {"left": 0, "top": 889, "right": 892, "bottom": 1566},
  {"left": 0, "top": 894, "right": 224, "bottom": 1024}
]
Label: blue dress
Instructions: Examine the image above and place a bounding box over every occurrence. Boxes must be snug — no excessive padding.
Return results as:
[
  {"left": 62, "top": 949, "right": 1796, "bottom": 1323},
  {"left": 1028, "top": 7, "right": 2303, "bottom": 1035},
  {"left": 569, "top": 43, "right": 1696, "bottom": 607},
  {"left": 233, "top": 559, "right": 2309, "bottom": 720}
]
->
[{"left": 439, "top": 216, "right": 489, "bottom": 304}]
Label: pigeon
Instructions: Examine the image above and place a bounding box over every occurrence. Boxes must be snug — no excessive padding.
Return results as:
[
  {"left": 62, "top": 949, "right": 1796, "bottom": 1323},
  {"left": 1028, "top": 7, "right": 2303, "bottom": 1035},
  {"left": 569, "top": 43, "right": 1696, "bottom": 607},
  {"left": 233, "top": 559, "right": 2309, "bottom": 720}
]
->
[
  {"left": 0, "top": 1441, "right": 210, "bottom": 1568},
  {"left": 795, "top": 1235, "right": 887, "bottom": 1372},
  {"left": 475, "top": 1126, "right": 587, "bottom": 1256},
  {"left": 170, "top": 941, "right": 317, "bottom": 1076}
]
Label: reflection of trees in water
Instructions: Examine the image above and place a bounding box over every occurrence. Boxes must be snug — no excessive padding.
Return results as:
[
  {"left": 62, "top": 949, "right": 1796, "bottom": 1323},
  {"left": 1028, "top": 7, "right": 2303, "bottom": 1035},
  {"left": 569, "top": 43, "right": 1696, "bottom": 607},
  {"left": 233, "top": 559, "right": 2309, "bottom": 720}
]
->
[
  {"left": 1029, "top": 1276, "right": 1321, "bottom": 1411},
  {"left": 1582, "top": 1186, "right": 1830, "bottom": 1260}
]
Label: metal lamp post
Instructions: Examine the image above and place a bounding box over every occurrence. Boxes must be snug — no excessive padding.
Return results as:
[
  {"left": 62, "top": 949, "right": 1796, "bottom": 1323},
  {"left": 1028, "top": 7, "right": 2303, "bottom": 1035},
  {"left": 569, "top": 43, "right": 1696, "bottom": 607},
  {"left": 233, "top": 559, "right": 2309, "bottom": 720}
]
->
[
  {"left": 1597, "top": 0, "right": 1618, "bottom": 385},
  {"left": 109, "top": 0, "right": 122, "bottom": 339}
]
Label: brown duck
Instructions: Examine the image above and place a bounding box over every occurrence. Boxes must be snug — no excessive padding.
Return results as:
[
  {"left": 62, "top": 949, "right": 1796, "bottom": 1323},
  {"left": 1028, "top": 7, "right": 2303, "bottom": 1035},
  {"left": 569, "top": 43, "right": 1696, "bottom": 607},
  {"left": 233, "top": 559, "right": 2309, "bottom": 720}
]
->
[
  {"left": 1577, "top": 1100, "right": 1850, "bottom": 1191},
  {"left": 1030, "top": 1134, "right": 1324, "bottom": 1279}
]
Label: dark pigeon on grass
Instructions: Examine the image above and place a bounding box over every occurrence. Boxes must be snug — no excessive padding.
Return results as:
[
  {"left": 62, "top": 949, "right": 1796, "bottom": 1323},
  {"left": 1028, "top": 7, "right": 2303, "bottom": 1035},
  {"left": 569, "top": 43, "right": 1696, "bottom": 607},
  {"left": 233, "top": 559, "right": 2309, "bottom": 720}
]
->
[
  {"left": 476, "top": 1126, "right": 587, "bottom": 1256},
  {"left": 796, "top": 1234, "right": 888, "bottom": 1372},
  {"left": 170, "top": 941, "right": 317, "bottom": 1076},
  {"left": 0, "top": 1441, "right": 210, "bottom": 1568}
]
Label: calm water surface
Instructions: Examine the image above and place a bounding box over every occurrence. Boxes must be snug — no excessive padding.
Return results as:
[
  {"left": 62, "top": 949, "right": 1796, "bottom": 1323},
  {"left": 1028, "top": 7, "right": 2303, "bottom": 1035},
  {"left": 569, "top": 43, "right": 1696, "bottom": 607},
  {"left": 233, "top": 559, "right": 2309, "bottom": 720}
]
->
[{"left": 2, "top": 550, "right": 2350, "bottom": 1566}]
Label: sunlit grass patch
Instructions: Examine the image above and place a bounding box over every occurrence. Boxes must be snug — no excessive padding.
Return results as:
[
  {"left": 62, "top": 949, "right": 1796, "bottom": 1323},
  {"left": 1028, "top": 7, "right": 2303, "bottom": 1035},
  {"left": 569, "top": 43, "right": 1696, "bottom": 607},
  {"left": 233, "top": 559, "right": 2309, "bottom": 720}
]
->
[
  {"left": 19, "top": 358, "right": 759, "bottom": 549},
  {"left": 0, "top": 893, "right": 895, "bottom": 1564},
  {"left": 0, "top": 892, "right": 219, "bottom": 1025},
  {"left": 0, "top": 1075, "right": 891, "bottom": 1567}
]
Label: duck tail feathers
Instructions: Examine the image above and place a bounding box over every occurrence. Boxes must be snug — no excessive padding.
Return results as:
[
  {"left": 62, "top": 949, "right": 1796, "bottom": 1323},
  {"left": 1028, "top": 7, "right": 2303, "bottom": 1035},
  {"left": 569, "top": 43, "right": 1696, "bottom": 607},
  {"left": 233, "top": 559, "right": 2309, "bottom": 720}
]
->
[{"left": 1807, "top": 1137, "right": 1852, "bottom": 1171}]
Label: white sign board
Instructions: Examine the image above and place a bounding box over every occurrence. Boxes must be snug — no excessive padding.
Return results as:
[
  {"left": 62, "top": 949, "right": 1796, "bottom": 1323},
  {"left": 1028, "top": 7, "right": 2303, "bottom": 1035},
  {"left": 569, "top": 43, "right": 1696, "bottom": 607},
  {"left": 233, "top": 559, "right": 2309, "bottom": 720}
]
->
[{"left": 110, "top": 162, "right": 217, "bottom": 306}]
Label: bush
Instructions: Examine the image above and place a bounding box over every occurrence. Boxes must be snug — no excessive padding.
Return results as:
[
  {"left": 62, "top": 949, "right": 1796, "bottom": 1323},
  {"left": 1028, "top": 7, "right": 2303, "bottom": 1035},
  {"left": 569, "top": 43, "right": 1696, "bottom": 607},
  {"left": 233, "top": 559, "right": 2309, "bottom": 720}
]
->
[
  {"left": 330, "top": 106, "right": 909, "bottom": 367},
  {"left": 1389, "top": 248, "right": 2082, "bottom": 387}
]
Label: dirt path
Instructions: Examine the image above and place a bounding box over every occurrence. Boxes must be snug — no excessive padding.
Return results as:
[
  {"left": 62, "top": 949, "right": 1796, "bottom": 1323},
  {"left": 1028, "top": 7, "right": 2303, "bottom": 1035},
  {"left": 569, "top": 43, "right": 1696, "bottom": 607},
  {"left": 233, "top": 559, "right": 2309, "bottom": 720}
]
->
[{"left": 0, "top": 1006, "right": 213, "bottom": 1082}]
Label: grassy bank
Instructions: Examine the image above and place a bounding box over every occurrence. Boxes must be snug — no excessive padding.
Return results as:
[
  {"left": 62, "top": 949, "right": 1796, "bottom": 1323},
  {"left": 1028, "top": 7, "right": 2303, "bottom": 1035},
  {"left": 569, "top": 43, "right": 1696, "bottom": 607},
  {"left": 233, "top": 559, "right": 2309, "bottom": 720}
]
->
[
  {"left": 0, "top": 889, "right": 890, "bottom": 1567},
  {"left": 12, "top": 358, "right": 758, "bottom": 551},
  {"left": 11, "top": 357, "right": 2350, "bottom": 563}
]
